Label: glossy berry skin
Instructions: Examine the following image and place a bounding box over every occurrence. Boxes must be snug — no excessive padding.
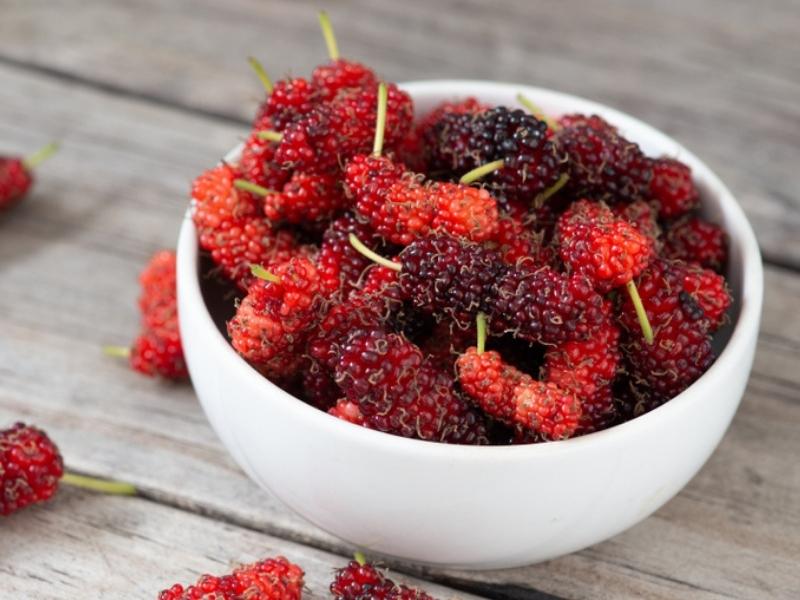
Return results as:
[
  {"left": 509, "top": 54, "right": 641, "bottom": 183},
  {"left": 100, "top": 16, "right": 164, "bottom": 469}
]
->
[
  {"left": 491, "top": 215, "right": 531, "bottom": 265},
  {"left": 200, "top": 221, "right": 313, "bottom": 291},
  {"left": 555, "top": 120, "right": 652, "bottom": 203},
  {"left": 191, "top": 164, "right": 260, "bottom": 231},
  {"left": 301, "top": 360, "right": 339, "bottom": 410},
  {"left": 428, "top": 107, "right": 566, "bottom": 202},
  {"left": 253, "top": 77, "right": 319, "bottom": 132},
  {"left": 1, "top": 423, "right": 63, "bottom": 516},
  {"left": 263, "top": 171, "right": 349, "bottom": 225},
  {"left": 400, "top": 96, "right": 488, "bottom": 170},
  {"left": 318, "top": 214, "right": 379, "bottom": 297},
  {"left": 398, "top": 235, "right": 505, "bottom": 329},
  {"left": 131, "top": 250, "right": 187, "bottom": 380},
  {"left": 557, "top": 199, "right": 654, "bottom": 293},
  {"left": 0, "top": 157, "right": 32, "bottom": 210},
  {"left": 334, "top": 328, "right": 487, "bottom": 444},
  {"left": 192, "top": 163, "right": 304, "bottom": 289},
  {"left": 138, "top": 250, "right": 179, "bottom": 331},
  {"left": 543, "top": 304, "right": 621, "bottom": 433},
  {"left": 429, "top": 182, "right": 499, "bottom": 242},
  {"left": 227, "top": 257, "right": 322, "bottom": 370},
  {"left": 276, "top": 84, "right": 413, "bottom": 173},
  {"left": 664, "top": 216, "right": 727, "bottom": 273},
  {"left": 682, "top": 263, "right": 732, "bottom": 330},
  {"left": 514, "top": 381, "right": 582, "bottom": 440},
  {"left": 612, "top": 199, "right": 662, "bottom": 248},
  {"left": 488, "top": 264, "right": 606, "bottom": 345},
  {"left": 130, "top": 328, "right": 188, "bottom": 379},
  {"left": 347, "top": 154, "right": 500, "bottom": 245},
  {"left": 239, "top": 131, "right": 289, "bottom": 192},
  {"left": 457, "top": 348, "right": 533, "bottom": 424},
  {"left": 330, "top": 559, "right": 436, "bottom": 600},
  {"left": 312, "top": 59, "right": 377, "bottom": 101},
  {"left": 158, "top": 555, "right": 304, "bottom": 600},
  {"left": 307, "top": 292, "right": 390, "bottom": 373},
  {"left": 328, "top": 400, "right": 366, "bottom": 426},
  {"left": 618, "top": 259, "right": 715, "bottom": 399},
  {"left": 649, "top": 157, "right": 699, "bottom": 218}
]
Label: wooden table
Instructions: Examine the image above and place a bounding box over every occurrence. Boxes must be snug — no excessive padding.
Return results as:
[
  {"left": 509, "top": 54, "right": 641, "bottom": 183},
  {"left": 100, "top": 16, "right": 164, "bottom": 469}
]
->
[{"left": 1, "top": 1, "right": 798, "bottom": 598}]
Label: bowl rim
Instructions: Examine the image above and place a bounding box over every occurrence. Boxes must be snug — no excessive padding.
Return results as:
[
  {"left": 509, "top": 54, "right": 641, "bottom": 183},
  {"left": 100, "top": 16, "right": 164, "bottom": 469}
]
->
[{"left": 179, "top": 79, "right": 764, "bottom": 459}]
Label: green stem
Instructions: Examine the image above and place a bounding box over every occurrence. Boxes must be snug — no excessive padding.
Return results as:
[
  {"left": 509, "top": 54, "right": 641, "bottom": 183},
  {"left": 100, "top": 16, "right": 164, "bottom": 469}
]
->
[
  {"left": 372, "top": 83, "right": 388, "bottom": 157},
  {"left": 476, "top": 312, "right": 487, "bottom": 354},
  {"left": 459, "top": 159, "right": 505, "bottom": 185},
  {"left": 318, "top": 11, "right": 340, "bottom": 60},
  {"left": 533, "top": 173, "right": 569, "bottom": 206},
  {"left": 234, "top": 179, "right": 275, "bottom": 197},
  {"left": 247, "top": 56, "right": 273, "bottom": 93},
  {"left": 23, "top": 141, "right": 59, "bottom": 170},
  {"left": 516, "top": 93, "right": 558, "bottom": 131},
  {"left": 256, "top": 130, "right": 283, "bottom": 143},
  {"left": 61, "top": 472, "right": 137, "bottom": 496},
  {"left": 626, "top": 280, "right": 654, "bottom": 345},
  {"left": 250, "top": 264, "right": 280, "bottom": 283},
  {"left": 348, "top": 233, "right": 401, "bottom": 271},
  {"left": 354, "top": 551, "right": 367, "bottom": 566},
  {"left": 103, "top": 345, "right": 130, "bottom": 359}
]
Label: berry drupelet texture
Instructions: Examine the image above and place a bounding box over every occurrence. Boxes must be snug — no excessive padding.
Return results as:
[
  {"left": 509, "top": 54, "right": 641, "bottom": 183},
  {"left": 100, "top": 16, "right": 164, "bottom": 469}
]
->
[
  {"left": 514, "top": 381, "right": 582, "bottom": 440},
  {"left": 456, "top": 347, "right": 533, "bottom": 425},
  {"left": 1, "top": 423, "right": 64, "bottom": 516},
  {"left": 618, "top": 259, "right": 715, "bottom": 399},
  {"left": 239, "top": 130, "right": 289, "bottom": 193},
  {"left": 318, "top": 213, "right": 379, "bottom": 297},
  {"left": 130, "top": 329, "right": 188, "bottom": 379},
  {"left": 398, "top": 235, "right": 505, "bottom": 329},
  {"left": 488, "top": 264, "right": 606, "bottom": 345},
  {"left": 312, "top": 59, "right": 377, "bottom": 101},
  {"left": 347, "top": 155, "right": 500, "bottom": 245},
  {"left": 228, "top": 257, "right": 322, "bottom": 372},
  {"left": 128, "top": 250, "right": 187, "bottom": 379},
  {"left": 557, "top": 199, "right": 654, "bottom": 293},
  {"left": 555, "top": 119, "right": 652, "bottom": 203},
  {"left": 649, "top": 157, "right": 699, "bottom": 219},
  {"left": 399, "top": 96, "right": 488, "bottom": 170},
  {"left": 263, "top": 171, "right": 349, "bottom": 225},
  {"left": 334, "top": 328, "right": 487, "bottom": 444},
  {"left": 612, "top": 199, "right": 662, "bottom": 248},
  {"left": 681, "top": 263, "right": 732, "bottom": 330},
  {"left": 543, "top": 303, "right": 621, "bottom": 433},
  {"left": 330, "top": 559, "right": 437, "bottom": 600},
  {"left": 275, "top": 83, "right": 413, "bottom": 173},
  {"left": 158, "top": 555, "right": 304, "bottom": 600},
  {"left": 663, "top": 215, "right": 728, "bottom": 273},
  {"left": 191, "top": 164, "right": 260, "bottom": 231},
  {"left": 254, "top": 76, "right": 319, "bottom": 132},
  {"left": 138, "top": 250, "right": 179, "bottom": 331},
  {"left": 428, "top": 106, "right": 567, "bottom": 203}
]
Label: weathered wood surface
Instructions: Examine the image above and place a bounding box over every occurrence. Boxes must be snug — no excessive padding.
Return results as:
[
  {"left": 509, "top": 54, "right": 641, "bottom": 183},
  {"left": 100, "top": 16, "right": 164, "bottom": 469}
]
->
[
  {"left": 0, "top": 2, "right": 799, "bottom": 599},
  {"left": 0, "top": 488, "right": 486, "bottom": 600},
  {"left": 1, "top": 0, "right": 798, "bottom": 269}
]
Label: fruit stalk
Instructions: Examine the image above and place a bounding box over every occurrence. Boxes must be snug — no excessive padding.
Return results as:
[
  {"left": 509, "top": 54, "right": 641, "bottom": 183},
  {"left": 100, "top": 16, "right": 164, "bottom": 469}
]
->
[{"left": 22, "top": 141, "right": 59, "bottom": 170}]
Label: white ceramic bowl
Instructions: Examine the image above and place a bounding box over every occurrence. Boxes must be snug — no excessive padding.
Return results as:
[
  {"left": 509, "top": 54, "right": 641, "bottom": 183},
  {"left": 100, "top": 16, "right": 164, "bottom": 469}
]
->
[{"left": 177, "top": 81, "right": 763, "bottom": 569}]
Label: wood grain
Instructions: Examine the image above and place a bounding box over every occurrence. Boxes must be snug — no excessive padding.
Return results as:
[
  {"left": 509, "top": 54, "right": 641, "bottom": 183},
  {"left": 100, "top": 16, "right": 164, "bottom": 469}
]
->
[
  {"left": 0, "top": 0, "right": 798, "bottom": 268},
  {"left": 0, "top": 488, "right": 486, "bottom": 600},
  {"left": 0, "top": 7, "right": 799, "bottom": 598}
]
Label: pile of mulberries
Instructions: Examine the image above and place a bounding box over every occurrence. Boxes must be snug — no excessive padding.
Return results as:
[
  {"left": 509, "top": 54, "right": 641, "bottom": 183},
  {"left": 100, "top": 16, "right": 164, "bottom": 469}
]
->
[{"left": 186, "top": 13, "right": 733, "bottom": 445}]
